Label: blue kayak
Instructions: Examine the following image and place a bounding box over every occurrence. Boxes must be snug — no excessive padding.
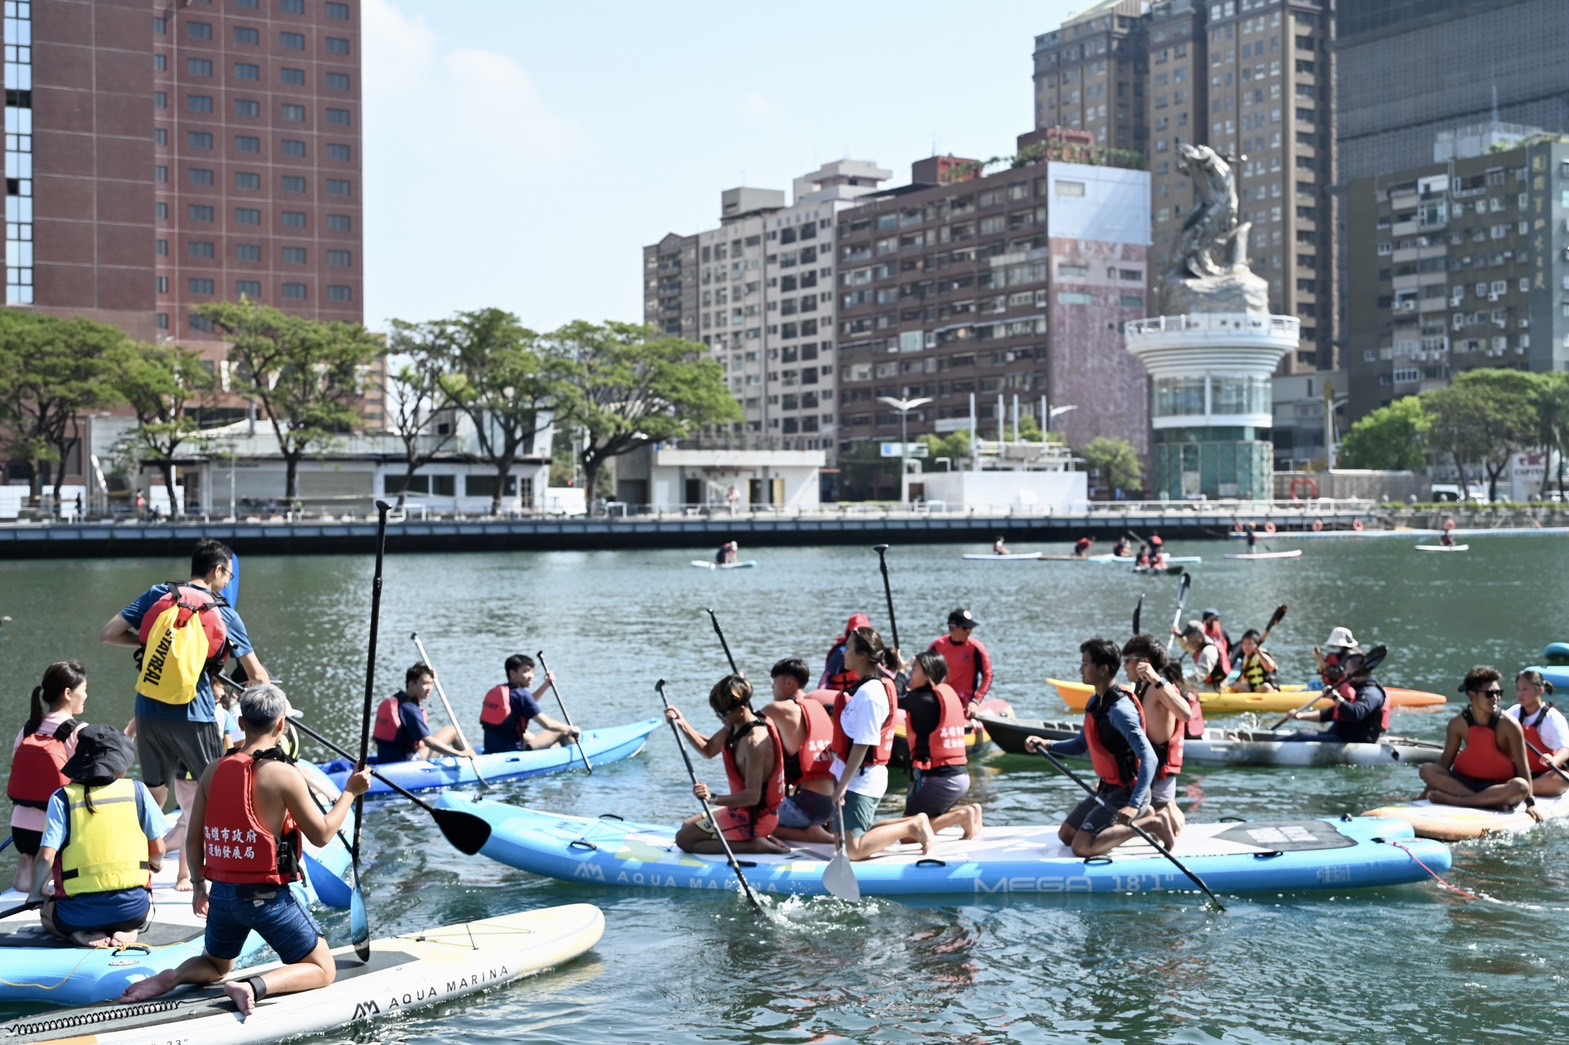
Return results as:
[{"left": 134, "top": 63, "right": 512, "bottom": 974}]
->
[
  {"left": 320, "top": 718, "right": 659, "bottom": 798},
  {"left": 439, "top": 798, "right": 1453, "bottom": 899}
]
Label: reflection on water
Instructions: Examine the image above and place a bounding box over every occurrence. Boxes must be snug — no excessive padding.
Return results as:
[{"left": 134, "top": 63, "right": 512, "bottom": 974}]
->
[{"left": 1, "top": 538, "right": 1567, "bottom": 1040}]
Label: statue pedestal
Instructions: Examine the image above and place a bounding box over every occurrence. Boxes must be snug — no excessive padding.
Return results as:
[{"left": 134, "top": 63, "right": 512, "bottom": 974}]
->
[{"left": 1125, "top": 312, "right": 1299, "bottom": 499}]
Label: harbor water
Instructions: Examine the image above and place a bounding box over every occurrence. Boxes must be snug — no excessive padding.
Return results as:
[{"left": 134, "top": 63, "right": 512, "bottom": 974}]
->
[{"left": 0, "top": 534, "right": 1564, "bottom": 1042}]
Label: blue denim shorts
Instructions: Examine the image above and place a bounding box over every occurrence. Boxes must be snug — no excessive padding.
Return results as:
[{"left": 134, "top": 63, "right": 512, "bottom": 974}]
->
[
  {"left": 777, "top": 789, "right": 835, "bottom": 830},
  {"left": 204, "top": 881, "right": 323, "bottom": 964}
]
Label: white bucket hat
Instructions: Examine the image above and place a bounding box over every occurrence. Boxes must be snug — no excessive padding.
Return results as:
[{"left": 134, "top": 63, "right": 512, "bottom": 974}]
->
[{"left": 1324, "top": 626, "right": 1359, "bottom": 652}]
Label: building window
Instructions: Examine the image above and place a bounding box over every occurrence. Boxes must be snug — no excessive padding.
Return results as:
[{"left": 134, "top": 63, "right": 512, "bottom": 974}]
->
[
  {"left": 155, "top": 54, "right": 166, "bottom": 73},
  {"left": 326, "top": 178, "right": 351, "bottom": 197},
  {"left": 156, "top": 202, "right": 169, "bottom": 220},
  {"left": 326, "top": 37, "right": 350, "bottom": 56},
  {"left": 235, "top": 62, "right": 260, "bottom": 80},
  {"left": 190, "top": 241, "right": 216, "bottom": 260},
  {"left": 325, "top": 108, "right": 351, "bottom": 126},
  {"left": 187, "top": 167, "right": 215, "bottom": 186},
  {"left": 281, "top": 67, "right": 306, "bottom": 86},
  {"left": 281, "top": 139, "right": 306, "bottom": 157},
  {"left": 326, "top": 143, "right": 351, "bottom": 162},
  {"left": 189, "top": 278, "right": 215, "bottom": 295},
  {"left": 155, "top": 165, "right": 168, "bottom": 183},
  {"left": 281, "top": 0, "right": 304, "bottom": 12},
  {"left": 327, "top": 249, "right": 352, "bottom": 267},
  {"left": 156, "top": 313, "right": 169, "bottom": 330},
  {"left": 235, "top": 207, "right": 262, "bottom": 225},
  {"left": 236, "top": 135, "right": 262, "bottom": 153},
  {"left": 187, "top": 94, "right": 214, "bottom": 113},
  {"left": 282, "top": 247, "right": 307, "bottom": 264},
  {"left": 327, "top": 285, "right": 353, "bottom": 302},
  {"left": 327, "top": 214, "right": 352, "bottom": 232},
  {"left": 281, "top": 103, "right": 306, "bottom": 122},
  {"left": 326, "top": 72, "right": 350, "bottom": 91},
  {"left": 282, "top": 175, "right": 307, "bottom": 193},
  {"left": 234, "top": 98, "right": 260, "bottom": 118},
  {"left": 280, "top": 31, "right": 305, "bottom": 50},
  {"left": 325, "top": 1, "right": 350, "bottom": 18},
  {"left": 236, "top": 0, "right": 258, "bottom": 8},
  {"left": 186, "top": 58, "right": 213, "bottom": 77},
  {"left": 156, "top": 276, "right": 168, "bottom": 294},
  {"left": 236, "top": 280, "right": 262, "bottom": 298},
  {"left": 187, "top": 21, "right": 213, "bottom": 40},
  {"left": 186, "top": 131, "right": 214, "bottom": 149},
  {"left": 154, "top": 91, "right": 167, "bottom": 109},
  {"left": 190, "top": 314, "right": 214, "bottom": 333},
  {"left": 188, "top": 205, "right": 214, "bottom": 223},
  {"left": 156, "top": 239, "right": 168, "bottom": 257},
  {"left": 282, "top": 282, "right": 308, "bottom": 300},
  {"left": 233, "top": 25, "right": 259, "bottom": 45},
  {"left": 236, "top": 243, "right": 262, "bottom": 262},
  {"left": 156, "top": 128, "right": 167, "bottom": 146},
  {"left": 282, "top": 211, "right": 307, "bottom": 229}
]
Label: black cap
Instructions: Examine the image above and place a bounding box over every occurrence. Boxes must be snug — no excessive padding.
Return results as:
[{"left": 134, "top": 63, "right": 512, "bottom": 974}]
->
[
  {"left": 61, "top": 724, "right": 136, "bottom": 787},
  {"left": 947, "top": 608, "right": 979, "bottom": 629}
]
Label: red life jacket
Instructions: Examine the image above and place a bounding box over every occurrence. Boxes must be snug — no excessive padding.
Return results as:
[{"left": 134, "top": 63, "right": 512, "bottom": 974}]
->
[
  {"left": 201, "top": 751, "right": 303, "bottom": 886},
  {"left": 1084, "top": 685, "right": 1148, "bottom": 788},
  {"left": 722, "top": 717, "right": 786, "bottom": 827},
  {"left": 931, "top": 636, "right": 987, "bottom": 703},
  {"left": 372, "top": 695, "right": 426, "bottom": 744},
  {"left": 1520, "top": 703, "right": 1557, "bottom": 776},
  {"left": 1203, "top": 621, "right": 1232, "bottom": 677},
  {"left": 479, "top": 684, "right": 518, "bottom": 731},
  {"left": 7, "top": 719, "right": 77, "bottom": 809},
  {"left": 822, "top": 644, "right": 861, "bottom": 693},
  {"left": 1185, "top": 690, "right": 1207, "bottom": 740},
  {"left": 831, "top": 677, "right": 899, "bottom": 769},
  {"left": 1330, "top": 679, "right": 1393, "bottom": 734},
  {"left": 910, "top": 682, "right": 968, "bottom": 771},
  {"left": 1452, "top": 708, "right": 1518, "bottom": 783},
  {"left": 788, "top": 696, "right": 836, "bottom": 787}
]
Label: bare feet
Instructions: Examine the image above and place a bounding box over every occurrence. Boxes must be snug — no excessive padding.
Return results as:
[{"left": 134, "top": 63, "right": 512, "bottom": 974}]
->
[
  {"left": 224, "top": 978, "right": 260, "bottom": 1017},
  {"left": 915, "top": 815, "right": 937, "bottom": 855},
  {"left": 760, "top": 836, "right": 792, "bottom": 854},
  {"left": 121, "top": 969, "right": 178, "bottom": 1004},
  {"left": 71, "top": 930, "right": 113, "bottom": 948},
  {"left": 959, "top": 804, "right": 984, "bottom": 840},
  {"left": 1147, "top": 816, "right": 1176, "bottom": 851},
  {"left": 175, "top": 875, "right": 193, "bottom": 893},
  {"left": 110, "top": 930, "right": 139, "bottom": 947}
]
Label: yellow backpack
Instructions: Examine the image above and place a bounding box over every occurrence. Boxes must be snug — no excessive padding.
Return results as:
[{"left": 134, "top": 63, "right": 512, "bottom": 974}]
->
[{"left": 135, "top": 582, "right": 229, "bottom": 705}]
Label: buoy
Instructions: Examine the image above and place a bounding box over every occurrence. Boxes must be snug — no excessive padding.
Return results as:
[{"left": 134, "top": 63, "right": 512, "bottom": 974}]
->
[
  {"left": 1264, "top": 521, "right": 1277, "bottom": 535},
  {"left": 1352, "top": 519, "right": 1364, "bottom": 532},
  {"left": 1311, "top": 519, "right": 1324, "bottom": 532}
]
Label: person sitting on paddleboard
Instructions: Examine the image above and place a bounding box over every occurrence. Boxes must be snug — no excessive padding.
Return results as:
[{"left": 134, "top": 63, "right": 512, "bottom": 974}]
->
[
  {"left": 28, "top": 724, "right": 166, "bottom": 949},
  {"left": 1246, "top": 525, "right": 1258, "bottom": 552},
  {"left": 1121, "top": 636, "right": 1194, "bottom": 844},
  {"left": 9, "top": 661, "right": 89, "bottom": 893},
  {"left": 819, "top": 613, "right": 871, "bottom": 692},
  {"left": 992, "top": 535, "right": 1009, "bottom": 555},
  {"left": 479, "top": 655, "right": 579, "bottom": 755},
  {"left": 1230, "top": 629, "right": 1279, "bottom": 693},
  {"left": 1023, "top": 636, "right": 1172, "bottom": 854},
  {"left": 1133, "top": 545, "right": 1152, "bottom": 570},
  {"left": 1073, "top": 536, "right": 1094, "bottom": 559},
  {"left": 665, "top": 675, "right": 790, "bottom": 855},
  {"left": 120, "top": 685, "right": 372, "bottom": 1015},
  {"left": 373, "top": 663, "right": 467, "bottom": 764},
  {"left": 1283, "top": 627, "right": 1389, "bottom": 744},
  {"left": 714, "top": 540, "right": 739, "bottom": 566},
  {"left": 1112, "top": 536, "right": 1131, "bottom": 557},
  {"left": 1505, "top": 670, "right": 1569, "bottom": 799},
  {"left": 929, "top": 609, "right": 992, "bottom": 709},
  {"left": 1416, "top": 666, "right": 1542, "bottom": 821},
  {"left": 1174, "top": 621, "right": 1225, "bottom": 690},
  {"left": 761, "top": 658, "right": 837, "bottom": 844},
  {"left": 898, "top": 652, "right": 982, "bottom": 839}
]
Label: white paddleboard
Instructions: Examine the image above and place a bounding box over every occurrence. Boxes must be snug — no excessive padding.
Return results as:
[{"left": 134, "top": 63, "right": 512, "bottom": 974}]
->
[
  {"left": 1223, "top": 549, "right": 1303, "bottom": 560},
  {"left": 1414, "top": 544, "right": 1469, "bottom": 552},
  {"left": 961, "top": 552, "right": 1043, "bottom": 561}
]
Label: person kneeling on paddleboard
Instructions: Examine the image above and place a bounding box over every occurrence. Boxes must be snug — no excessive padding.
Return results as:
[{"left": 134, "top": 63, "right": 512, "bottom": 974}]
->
[
  {"left": 120, "top": 685, "right": 373, "bottom": 1016},
  {"left": 761, "top": 658, "right": 838, "bottom": 844},
  {"left": 1283, "top": 627, "right": 1389, "bottom": 743},
  {"left": 1416, "top": 667, "right": 1542, "bottom": 821},
  {"left": 898, "top": 652, "right": 983, "bottom": 839},
  {"left": 665, "top": 675, "right": 790, "bottom": 855}
]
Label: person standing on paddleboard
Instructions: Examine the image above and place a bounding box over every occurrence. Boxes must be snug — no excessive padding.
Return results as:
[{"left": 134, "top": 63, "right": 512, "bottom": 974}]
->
[
  {"left": 760, "top": 658, "right": 838, "bottom": 844},
  {"left": 1416, "top": 667, "right": 1542, "bottom": 821},
  {"left": 1506, "top": 670, "right": 1569, "bottom": 798},
  {"left": 1283, "top": 627, "right": 1389, "bottom": 744},
  {"left": 929, "top": 609, "right": 992, "bottom": 710},
  {"left": 665, "top": 675, "right": 789, "bottom": 855},
  {"left": 120, "top": 685, "right": 372, "bottom": 1015}
]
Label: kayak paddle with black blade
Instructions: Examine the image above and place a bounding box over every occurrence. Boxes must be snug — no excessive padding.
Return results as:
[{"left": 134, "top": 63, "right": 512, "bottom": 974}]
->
[
  {"left": 873, "top": 544, "right": 900, "bottom": 653},
  {"left": 1268, "top": 644, "right": 1389, "bottom": 731}
]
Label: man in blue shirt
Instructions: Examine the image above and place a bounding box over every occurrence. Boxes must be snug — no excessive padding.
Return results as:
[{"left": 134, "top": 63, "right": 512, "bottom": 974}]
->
[
  {"left": 98, "top": 539, "right": 268, "bottom": 809},
  {"left": 375, "top": 663, "right": 468, "bottom": 763},
  {"left": 480, "top": 655, "right": 579, "bottom": 754}
]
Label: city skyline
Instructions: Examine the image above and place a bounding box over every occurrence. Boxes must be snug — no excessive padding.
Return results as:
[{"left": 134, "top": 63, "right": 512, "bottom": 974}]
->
[{"left": 360, "top": 0, "right": 1085, "bottom": 335}]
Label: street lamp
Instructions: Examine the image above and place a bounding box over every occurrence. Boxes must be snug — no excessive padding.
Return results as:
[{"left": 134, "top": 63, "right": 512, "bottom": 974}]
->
[
  {"left": 877, "top": 394, "right": 932, "bottom": 505},
  {"left": 1047, "top": 403, "right": 1078, "bottom": 435}
]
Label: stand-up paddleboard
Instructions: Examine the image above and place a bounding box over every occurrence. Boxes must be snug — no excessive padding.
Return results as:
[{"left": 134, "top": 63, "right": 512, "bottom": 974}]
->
[
  {"left": 0, "top": 905, "right": 605, "bottom": 1044},
  {"left": 1362, "top": 793, "right": 1569, "bottom": 841},
  {"left": 689, "top": 560, "right": 758, "bottom": 570},
  {"left": 441, "top": 798, "right": 1453, "bottom": 898},
  {"left": 1223, "top": 549, "right": 1303, "bottom": 560},
  {"left": 1415, "top": 544, "right": 1469, "bottom": 552},
  {"left": 962, "top": 552, "right": 1043, "bottom": 561}
]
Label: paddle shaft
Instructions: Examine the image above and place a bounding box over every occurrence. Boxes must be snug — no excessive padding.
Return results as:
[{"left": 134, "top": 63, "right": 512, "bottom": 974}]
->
[
  {"left": 705, "top": 608, "right": 740, "bottom": 675},
  {"left": 536, "top": 650, "right": 592, "bottom": 774},
  {"left": 1267, "top": 645, "right": 1388, "bottom": 730},
  {"left": 1164, "top": 573, "right": 1192, "bottom": 654},
  {"left": 0, "top": 899, "right": 40, "bottom": 921},
  {"left": 290, "top": 718, "right": 447, "bottom": 816},
  {"left": 410, "top": 632, "right": 489, "bottom": 787},
  {"left": 1039, "top": 749, "right": 1225, "bottom": 911},
  {"left": 655, "top": 680, "right": 763, "bottom": 910},
  {"left": 1523, "top": 737, "right": 1569, "bottom": 784},
  {"left": 873, "top": 544, "right": 899, "bottom": 652},
  {"left": 352, "top": 500, "right": 392, "bottom": 960}
]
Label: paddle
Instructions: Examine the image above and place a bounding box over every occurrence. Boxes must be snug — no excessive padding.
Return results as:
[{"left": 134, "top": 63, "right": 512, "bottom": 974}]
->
[
  {"left": 1522, "top": 738, "right": 1569, "bottom": 785},
  {"left": 349, "top": 499, "right": 392, "bottom": 961},
  {"left": 408, "top": 632, "right": 490, "bottom": 790},
  {"left": 536, "top": 651, "right": 592, "bottom": 774},
  {"left": 287, "top": 716, "right": 492, "bottom": 856},
  {"left": 824, "top": 799, "right": 861, "bottom": 902},
  {"left": 655, "top": 679, "right": 763, "bottom": 910},
  {"left": 873, "top": 544, "right": 900, "bottom": 653},
  {"left": 1163, "top": 573, "right": 1193, "bottom": 654},
  {"left": 1038, "top": 749, "right": 1224, "bottom": 910},
  {"left": 1225, "top": 604, "right": 1287, "bottom": 690},
  {"left": 1267, "top": 644, "right": 1389, "bottom": 731},
  {"left": 220, "top": 551, "right": 241, "bottom": 608},
  {"left": 0, "top": 899, "right": 40, "bottom": 921},
  {"left": 1132, "top": 594, "right": 1144, "bottom": 637},
  {"left": 705, "top": 607, "right": 740, "bottom": 675}
]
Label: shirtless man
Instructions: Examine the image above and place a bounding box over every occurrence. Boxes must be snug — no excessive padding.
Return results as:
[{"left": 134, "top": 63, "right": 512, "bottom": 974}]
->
[
  {"left": 665, "top": 675, "right": 789, "bottom": 854},
  {"left": 761, "top": 658, "right": 837, "bottom": 843},
  {"left": 1121, "top": 635, "right": 1193, "bottom": 841},
  {"left": 1418, "top": 666, "right": 1543, "bottom": 820}
]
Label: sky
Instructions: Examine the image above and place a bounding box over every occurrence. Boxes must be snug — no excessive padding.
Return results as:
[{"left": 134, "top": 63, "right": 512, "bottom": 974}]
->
[{"left": 360, "top": 0, "right": 1089, "bottom": 335}]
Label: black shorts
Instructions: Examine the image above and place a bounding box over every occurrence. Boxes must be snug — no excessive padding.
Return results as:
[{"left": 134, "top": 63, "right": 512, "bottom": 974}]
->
[
  {"left": 1449, "top": 769, "right": 1511, "bottom": 793},
  {"left": 10, "top": 827, "right": 41, "bottom": 856}
]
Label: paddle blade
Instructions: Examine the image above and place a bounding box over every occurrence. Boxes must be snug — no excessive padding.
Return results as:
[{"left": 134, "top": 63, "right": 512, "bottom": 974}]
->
[
  {"left": 1267, "top": 604, "right": 1287, "bottom": 630},
  {"left": 350, "top": 884, "right": 370, "bottom": 962},
  {"left": 1175, "top": 572, "right": 1192, "bottom": 608},
  {"left": 823, "top": 850, "right": 861, "bottom": 902},
  {"left": 1132, "top": 594, "right": 1144, "bottom": 636},
  {"left": 435, "top": 807, "right": 493, "bottom": 856}
]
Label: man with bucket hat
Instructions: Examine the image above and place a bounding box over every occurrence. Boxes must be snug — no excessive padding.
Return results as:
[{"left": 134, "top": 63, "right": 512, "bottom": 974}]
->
[
  {"left": 28, "top": 724, "right": 168, "bottom": 947},
  {"left": 1284, "top": 627, "right": 1390, "bottom": 743}
]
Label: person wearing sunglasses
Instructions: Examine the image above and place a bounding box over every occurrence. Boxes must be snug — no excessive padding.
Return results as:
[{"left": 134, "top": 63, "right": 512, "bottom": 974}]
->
[{"left": 1416, "top": 666, "right": 1543, "bottom": 822}]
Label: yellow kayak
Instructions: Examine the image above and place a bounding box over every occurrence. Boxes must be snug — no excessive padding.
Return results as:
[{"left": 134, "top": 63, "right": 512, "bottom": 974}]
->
[{"left": 1047, "top": 678, "right": 1447, "bottom": 714}]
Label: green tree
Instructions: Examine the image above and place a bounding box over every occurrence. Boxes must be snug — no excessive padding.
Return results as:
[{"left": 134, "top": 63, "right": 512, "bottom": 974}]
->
[
  {"left": 550, "top": 321, "right": 742, "bottom": 505},
  {"left": 1533, "top": 371, "right": 1569, "bottom": 498},
  {"left": 1425, "top": 369, "right": 1539, "bottom": 501},
  {"left": 1337, "top": 395, "right": 1432, "bottom": 471},
  {"left": 1079, "top": 436, "right": 1144, "bottom": 496},
  {"left": 104, "top": 339, "right": 217, "bottom": 517},
  {"left": 197, "top": 301, "right": 385, "bottom": 500},
  {"left": 0, "top": 311, "right": 123, "bottom": 504},
  {"left": 384, "top": 319, "right": 463, "bottom": 506}
]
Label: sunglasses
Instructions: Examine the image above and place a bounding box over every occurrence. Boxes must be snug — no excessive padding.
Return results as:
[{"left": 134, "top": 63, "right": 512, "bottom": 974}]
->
[{"left": 1479, "top": 688, "right": 1503, "bottom": 697}]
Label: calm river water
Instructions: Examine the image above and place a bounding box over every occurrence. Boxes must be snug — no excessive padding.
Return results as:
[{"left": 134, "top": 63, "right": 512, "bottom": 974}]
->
[{"left": 1, "top": 534, "right": 1566, "bottom": 1042}]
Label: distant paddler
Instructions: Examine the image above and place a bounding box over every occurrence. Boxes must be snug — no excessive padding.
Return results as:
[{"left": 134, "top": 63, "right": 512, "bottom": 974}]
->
[
  {"left": 992, "top": 535, "right": 1010, "bottom": 556},
  {"left": 1072, "top": 536, "right": 1095, "bottom": 559}
]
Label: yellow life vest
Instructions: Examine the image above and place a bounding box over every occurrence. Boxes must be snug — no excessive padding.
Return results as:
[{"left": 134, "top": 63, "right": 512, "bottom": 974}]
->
[
  {"left": 1243, "top": 651, "right": 1278, "bottom": 688},
  {"left": 55, "top": 778, "right": 152, "bottom": 897}
]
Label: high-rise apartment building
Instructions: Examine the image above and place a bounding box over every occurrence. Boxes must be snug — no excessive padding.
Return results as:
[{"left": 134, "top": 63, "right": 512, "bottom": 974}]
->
[
  {"left": 10, "top": 0, "right": 363, "bottom": 346},
  {"left": 643, "top": 161, "right": 890, "bottom": 468},
  {"left": 1034, "top": 0, "right": 1335, "bottom": 372}
]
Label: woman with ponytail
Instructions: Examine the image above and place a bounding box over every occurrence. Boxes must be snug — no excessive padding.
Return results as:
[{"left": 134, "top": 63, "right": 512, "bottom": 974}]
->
[{"left": 8, "top": 662, "right": 89, "bottom": 890}]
